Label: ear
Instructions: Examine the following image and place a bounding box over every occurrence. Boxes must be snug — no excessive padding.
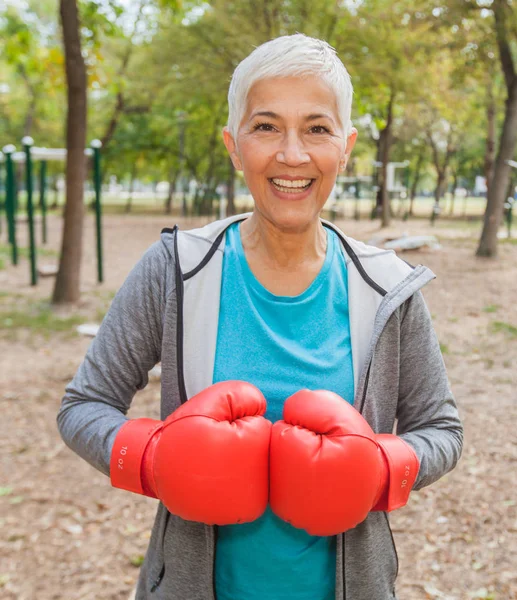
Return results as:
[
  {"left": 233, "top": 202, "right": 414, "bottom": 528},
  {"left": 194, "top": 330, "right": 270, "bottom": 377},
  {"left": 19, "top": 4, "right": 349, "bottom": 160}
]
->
[
  {"left": 339, "top": 127, "right": 358, "bottom": 172},
  {"left": 222, "top": 127, "right": 243, "bottom": 171}
]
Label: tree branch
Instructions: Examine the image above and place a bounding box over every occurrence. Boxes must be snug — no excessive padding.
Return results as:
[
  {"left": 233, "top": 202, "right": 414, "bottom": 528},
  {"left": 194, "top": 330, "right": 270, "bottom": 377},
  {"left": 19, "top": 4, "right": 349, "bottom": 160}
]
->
[{"left": 493, "top": 0, "right": 516, "bottom": 92}]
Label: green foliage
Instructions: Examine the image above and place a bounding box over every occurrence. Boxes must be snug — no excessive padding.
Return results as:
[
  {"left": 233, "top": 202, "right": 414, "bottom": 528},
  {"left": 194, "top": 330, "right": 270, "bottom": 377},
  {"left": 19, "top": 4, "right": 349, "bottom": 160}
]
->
[
  {"left": 491, "top": 321, "right": 517, "bottom": 337},
  {"left": 2, "top": 0, "right": 514, "bottom": 217},
  {"left": 482, "top": 305, "right": 499, "bottom": 313},
  {"left": 0, "top": 302, "right": 84, "bottom": 337},
  {"left": 0, "top": 244, "right": 57, "bottom": 270},
  {"left": 129, "top": 554, "right": 145, "bottom": 567}
]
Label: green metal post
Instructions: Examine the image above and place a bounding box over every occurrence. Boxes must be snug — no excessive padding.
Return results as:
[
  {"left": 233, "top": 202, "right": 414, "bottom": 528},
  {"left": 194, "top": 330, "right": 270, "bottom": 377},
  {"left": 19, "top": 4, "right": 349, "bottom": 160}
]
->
[
  {"left": 39, "top": 160, "right": 48, "bottom": 244},
  {"left": 0, "top": 153, "right": 4, "bottom": 237},
  {"left": 3, "top": 145, "right": 18, "bottom": 264},
  {"left": 91, "top": 140, "right": 103, "bottom": 283},
  {"left": 505, "top": 199, "right": 514, "bottom": 239},
  {"left": 23, "top": 137, "right": 37, "bottom": 286}
]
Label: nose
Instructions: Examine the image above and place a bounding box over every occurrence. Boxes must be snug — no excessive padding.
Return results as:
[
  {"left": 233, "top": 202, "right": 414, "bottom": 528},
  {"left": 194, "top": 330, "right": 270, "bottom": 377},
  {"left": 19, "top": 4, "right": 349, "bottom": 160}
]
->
[{"left": 276, "top": 130, "right": 310, "bottom": 166}]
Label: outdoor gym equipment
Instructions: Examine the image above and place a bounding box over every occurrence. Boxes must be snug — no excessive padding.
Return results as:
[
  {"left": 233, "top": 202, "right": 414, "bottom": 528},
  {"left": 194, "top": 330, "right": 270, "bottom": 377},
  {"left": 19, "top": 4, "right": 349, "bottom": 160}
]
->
[{"left": 0, "top": 139, "right": 103, "bottom": 285}]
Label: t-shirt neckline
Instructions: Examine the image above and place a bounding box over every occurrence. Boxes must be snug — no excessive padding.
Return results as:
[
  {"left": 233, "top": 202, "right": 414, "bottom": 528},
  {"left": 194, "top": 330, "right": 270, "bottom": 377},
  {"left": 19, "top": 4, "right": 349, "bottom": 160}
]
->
[{"left": 232, "top": 222, "right": 335, "bottom": 303}]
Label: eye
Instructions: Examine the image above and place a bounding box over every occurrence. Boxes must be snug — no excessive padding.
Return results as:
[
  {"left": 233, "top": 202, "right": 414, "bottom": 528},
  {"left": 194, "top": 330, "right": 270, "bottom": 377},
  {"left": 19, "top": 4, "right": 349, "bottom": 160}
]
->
[
  {"left": 252, "top": 122, "right": 277, "bottom": 132},
  {"left": 309, "top": 125, "right": 331, "bottom": 134}
]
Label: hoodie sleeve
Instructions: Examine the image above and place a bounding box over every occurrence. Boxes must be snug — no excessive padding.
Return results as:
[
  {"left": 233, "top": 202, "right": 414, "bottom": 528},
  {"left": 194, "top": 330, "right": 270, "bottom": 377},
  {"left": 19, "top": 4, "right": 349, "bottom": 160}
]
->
[
  {"left": 56, "top": 238, "right": 174, "bottom": 477},
  {"left": 395, "top": 291, "right": 464, "bottom": 490}
]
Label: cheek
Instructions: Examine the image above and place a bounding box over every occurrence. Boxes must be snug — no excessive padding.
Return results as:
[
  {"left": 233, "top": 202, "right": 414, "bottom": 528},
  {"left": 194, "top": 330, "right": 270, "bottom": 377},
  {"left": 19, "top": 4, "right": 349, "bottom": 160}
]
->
[
  {"left": 312, "top": 140, "right": 344, "bottom": 172},
  {"left": 318, "top": 150, "right": 342, "bottom": 176},
  {"left": 239, "top": 139, "right": 275, "bottom": 173}
]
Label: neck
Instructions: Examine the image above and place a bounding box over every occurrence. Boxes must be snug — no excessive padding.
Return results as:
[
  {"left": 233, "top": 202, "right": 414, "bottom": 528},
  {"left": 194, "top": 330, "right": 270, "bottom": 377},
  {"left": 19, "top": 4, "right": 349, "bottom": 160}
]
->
[{"left": 239, "top": 212, "right": 327, "bottom": 269}]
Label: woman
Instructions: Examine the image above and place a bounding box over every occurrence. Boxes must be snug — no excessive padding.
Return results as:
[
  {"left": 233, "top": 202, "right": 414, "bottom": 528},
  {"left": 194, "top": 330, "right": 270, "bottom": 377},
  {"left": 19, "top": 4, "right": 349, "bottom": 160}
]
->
[{"left": 57, "top": 34, "right": 463, "bottom": 600}]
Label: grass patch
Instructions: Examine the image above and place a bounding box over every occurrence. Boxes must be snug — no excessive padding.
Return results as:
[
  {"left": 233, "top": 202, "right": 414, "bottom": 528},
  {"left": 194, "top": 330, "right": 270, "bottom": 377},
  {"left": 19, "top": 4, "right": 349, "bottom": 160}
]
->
[
  {"left": 440, "top": 343, "right": 449, "bottom": 354},
  {"left": 0, "top": 302, "right": 84, "bottom": 337},
  {"left": 482, "top": 305, "right": 499, "bottom": 313},
  {"left": 500, "top": 236, "right": 517, "bottom": 245},
  {"left": 0, "top": 243, "right": 58, "bottom": 270},
  {"left": 129, "top": 555, "right": 145, "bottom": 568},
  {"left": 491, "top": 321, "right": 517, "bottom": 337}
]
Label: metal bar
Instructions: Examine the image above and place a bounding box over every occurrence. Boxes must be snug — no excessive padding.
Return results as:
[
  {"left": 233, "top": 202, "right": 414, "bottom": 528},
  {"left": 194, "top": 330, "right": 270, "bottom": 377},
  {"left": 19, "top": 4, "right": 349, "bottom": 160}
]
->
[
  {"left": 23, "top": 137, "right": 37, "bottom": 285},
  {"left": 91, "top": 140, "right": 103, "bottom": 283},
  {"left": 39, "top": 160, "right": 48, "bottom": 244},
  {"left": 3, "top": 146, "right": 18, "bottom": 265}
]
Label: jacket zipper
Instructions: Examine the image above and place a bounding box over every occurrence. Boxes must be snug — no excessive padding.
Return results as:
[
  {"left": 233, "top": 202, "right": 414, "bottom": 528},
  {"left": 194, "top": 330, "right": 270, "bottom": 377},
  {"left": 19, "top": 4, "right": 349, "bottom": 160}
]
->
[
  {"left": 150, "top": 564, "right": 165, "bottom": 593},
  {"left": 343, "top": 361, "right": 371, "bottom": 599},
  {"left": 360, "top": 363, "right": 372, "bottom": 415},
  {"left": 173, "top": 227, "right": 188, "bottom": 405},
  {"left": 356, "top": 361, "right": 400, "bottom": 599},
  {"left": 150, "top": 225, "right": 197, "bottom": 593},
  {"left": 150, "top": 509, "right": 171, "bottom": 593}
]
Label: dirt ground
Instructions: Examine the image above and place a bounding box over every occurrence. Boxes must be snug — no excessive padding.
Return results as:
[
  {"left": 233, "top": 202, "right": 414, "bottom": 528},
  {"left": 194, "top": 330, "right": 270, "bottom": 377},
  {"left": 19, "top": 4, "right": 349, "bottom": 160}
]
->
[{"left": 1, "top": 212, "right": 516, "bottom": 600}]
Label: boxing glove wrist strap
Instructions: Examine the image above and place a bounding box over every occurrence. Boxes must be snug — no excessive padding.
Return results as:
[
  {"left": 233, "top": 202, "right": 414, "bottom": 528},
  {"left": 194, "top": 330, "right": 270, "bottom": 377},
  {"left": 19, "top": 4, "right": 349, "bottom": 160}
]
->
[
  {"left": 110, "top": 418, "right": 163, "bottom": 496},
  {"left": 372, "top": 434, "right": 420, "bottom": 512}
]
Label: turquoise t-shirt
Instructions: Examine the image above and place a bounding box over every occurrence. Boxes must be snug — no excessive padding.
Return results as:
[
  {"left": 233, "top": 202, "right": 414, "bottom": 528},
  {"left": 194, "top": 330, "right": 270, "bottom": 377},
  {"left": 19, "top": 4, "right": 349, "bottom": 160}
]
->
[{"left": 213, "top": 222, "right": 354, "bottom": 600}]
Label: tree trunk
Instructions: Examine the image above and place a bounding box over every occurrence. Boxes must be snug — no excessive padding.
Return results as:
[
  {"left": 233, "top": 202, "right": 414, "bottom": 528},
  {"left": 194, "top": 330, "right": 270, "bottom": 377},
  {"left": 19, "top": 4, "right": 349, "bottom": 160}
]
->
[
  {"left": 373, "top": 140, "right": 383, "bottom": 219},
  {"left": 100, "top": 1, "right": 145, "bottom": 150},
  {"left": 165, "top": 167, "right": 178, "bottom": 215},
  {"left": 23, "top": 95, "right": 37, "bottom": 138},
  {"left": 18, "top": 65, "right": 37, "bottom": 137},
  {"left": 126, "top": 163, "right": 137, "bottom": 214},
  {"left": 102, "top": 92, "right": 124, "bottom": 150},
  {"left": 431, "top": 169, "right": 446, "bottom": 225},
  {"left": 449, "top": 170, "right": 458, "bottom": 216},
  {"left": 477, "top": 84, "right": 517, "bottom": 256},
  {"left": 409, "top": 151, "right": 424, "bottom": 217},
  {"left": 484, "top": 79, "right": 496, "bottom": 200},
  {"left": 380, "top": 93, "right": 394, "bottom": 228},
  {"left": 433, "top": 170, "right": 446, "bottom": 206},
  {"left": 50, "top": 176, "right": 59, "bottom": 210},
  {"left": 428, "top": 126, "right": 455, "bottom": 225},
  {"left": 53, "top": 0, "right": 87, "bottom": 304}
]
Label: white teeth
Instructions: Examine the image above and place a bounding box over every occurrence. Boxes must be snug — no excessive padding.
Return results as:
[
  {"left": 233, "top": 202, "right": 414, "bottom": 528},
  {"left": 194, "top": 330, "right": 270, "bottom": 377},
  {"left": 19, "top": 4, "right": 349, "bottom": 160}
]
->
[{"left": 271, "top": 178, "right": 312, "bottom": 188}]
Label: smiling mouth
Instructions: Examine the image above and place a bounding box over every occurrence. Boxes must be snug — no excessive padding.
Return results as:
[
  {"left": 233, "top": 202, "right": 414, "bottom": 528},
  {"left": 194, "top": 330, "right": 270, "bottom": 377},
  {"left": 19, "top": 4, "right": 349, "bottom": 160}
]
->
[{"left": 269, "top": 178, "right": 315, "bottom": 193}]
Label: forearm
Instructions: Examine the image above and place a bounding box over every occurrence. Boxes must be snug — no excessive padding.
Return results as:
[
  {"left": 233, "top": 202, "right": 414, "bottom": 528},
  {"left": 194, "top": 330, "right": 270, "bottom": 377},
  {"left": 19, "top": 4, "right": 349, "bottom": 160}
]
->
[
  {"left": 396, "top": 292, "right": 464, "bottom": 491},
  {"left": 56, "top": 241, "right": 170, "bottom": 477},
  {"left": 57, "top": 392, "right": 127, "bottom": 476},
  {"left": 399, "top": 408, "right": 463, "bottom": 490}
]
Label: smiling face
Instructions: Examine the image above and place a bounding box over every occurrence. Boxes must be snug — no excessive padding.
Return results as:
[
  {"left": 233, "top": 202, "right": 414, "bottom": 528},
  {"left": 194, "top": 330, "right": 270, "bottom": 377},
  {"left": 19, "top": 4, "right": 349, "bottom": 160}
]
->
[{"left": 223, "top": 75, "right": 357, "bottom": 233}]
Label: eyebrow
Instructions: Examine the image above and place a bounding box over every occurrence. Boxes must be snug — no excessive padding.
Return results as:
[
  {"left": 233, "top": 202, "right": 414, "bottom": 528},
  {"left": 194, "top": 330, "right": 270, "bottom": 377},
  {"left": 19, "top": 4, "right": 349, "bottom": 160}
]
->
[{"left": 250, "top": 110, "right": 335, "bottom": 122}]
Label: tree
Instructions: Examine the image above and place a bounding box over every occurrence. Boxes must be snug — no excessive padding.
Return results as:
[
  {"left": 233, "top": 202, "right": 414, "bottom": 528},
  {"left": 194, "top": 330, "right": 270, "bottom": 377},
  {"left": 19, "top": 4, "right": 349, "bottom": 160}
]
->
[
  {"left": 476, "top": 0, "right": 517, "bottom": 257},
  {"left": 419, "top": 0, "right": 517, "bottom": 255},
  {"left": 0, "top": 2, "right": 66, "bottom": 143},
  {"left": 52, "top": 0, "right": 87, "bottom": 304},
  {"left": 335, "top": 0, "right": 437, "bottom": 227}
]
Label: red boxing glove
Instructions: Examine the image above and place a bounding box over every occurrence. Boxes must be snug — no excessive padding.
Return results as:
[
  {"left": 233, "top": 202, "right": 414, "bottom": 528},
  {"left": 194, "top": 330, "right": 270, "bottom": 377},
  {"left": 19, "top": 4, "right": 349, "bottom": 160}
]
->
[
  {"left": 270, "top": 390, "right": 420, "bottom": 536},
  {"left": 110, "top": 381, "right": 272, "bottom": 525},
  {"left": 270, "top": 390, "right": 382, "bottom": 536}
]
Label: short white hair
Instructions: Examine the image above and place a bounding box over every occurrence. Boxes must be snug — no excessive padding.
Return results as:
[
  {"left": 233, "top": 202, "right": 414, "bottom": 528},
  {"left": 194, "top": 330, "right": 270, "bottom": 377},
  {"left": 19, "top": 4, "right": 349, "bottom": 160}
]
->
[{"left": 227, "top": 34, "right": 353, "bottom": 139}]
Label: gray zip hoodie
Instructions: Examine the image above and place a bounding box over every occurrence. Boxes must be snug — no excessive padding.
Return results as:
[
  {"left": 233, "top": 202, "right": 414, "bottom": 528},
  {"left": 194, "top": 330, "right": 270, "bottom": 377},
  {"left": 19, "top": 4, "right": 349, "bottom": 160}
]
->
[{"left": 57, "top": 214, "right": 463, "bottom": 600}]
